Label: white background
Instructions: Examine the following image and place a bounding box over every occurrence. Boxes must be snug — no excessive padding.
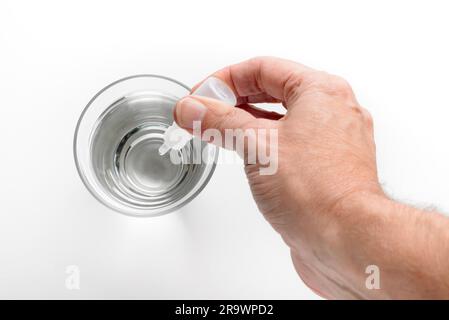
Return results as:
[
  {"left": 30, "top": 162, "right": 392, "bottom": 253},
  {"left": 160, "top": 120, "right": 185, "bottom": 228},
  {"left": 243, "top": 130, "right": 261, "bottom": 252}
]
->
[{"left": 1, "top": 0, "right": 449, "bottom": 299}]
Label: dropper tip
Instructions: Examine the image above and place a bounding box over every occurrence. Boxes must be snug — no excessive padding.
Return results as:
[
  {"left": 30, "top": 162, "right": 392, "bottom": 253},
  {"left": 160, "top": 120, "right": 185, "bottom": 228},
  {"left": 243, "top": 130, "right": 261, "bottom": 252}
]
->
[{"left": 158, "top": 143, "right": 170, "bottom": 156}]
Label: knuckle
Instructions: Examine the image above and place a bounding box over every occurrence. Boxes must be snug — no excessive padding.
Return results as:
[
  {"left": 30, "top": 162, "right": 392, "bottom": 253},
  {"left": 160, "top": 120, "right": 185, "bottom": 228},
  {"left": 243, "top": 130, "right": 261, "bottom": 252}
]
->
[
  {"left": 358, "top": 107, "right": 374, "bottom": 125},
  {"left": 362, "top": 108, "right": 374, "bottom": 124},
  {"left": 326, "top": 75, "right": 353, "bottom": 95},
  {"left": 248, "top": 55, "right": 277, "bottom": 65},
  {"left": 307, "top": 72, "right": 353, "bottom": 96},
  {"left": 247, "top": 56, "right": 269, "bottom": 69},
  {"left": 349, "top": 106, "right": 374, "bottom": 131},
  {"left": 364, "top": 110, "right": 374, "bottom": 125}
]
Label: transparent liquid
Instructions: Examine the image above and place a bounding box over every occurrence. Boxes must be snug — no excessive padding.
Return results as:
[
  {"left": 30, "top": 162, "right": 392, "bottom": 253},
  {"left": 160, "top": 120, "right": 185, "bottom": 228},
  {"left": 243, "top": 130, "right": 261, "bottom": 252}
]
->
[{"left": 90, "top": 91, "right": 210, "bottom": 211}]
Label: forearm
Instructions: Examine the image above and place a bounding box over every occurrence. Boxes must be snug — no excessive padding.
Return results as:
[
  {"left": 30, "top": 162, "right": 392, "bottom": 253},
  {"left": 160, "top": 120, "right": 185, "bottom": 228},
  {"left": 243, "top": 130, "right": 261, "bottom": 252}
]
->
[{"left": 314, "top": 192, "right": 449, "bottom": 299}]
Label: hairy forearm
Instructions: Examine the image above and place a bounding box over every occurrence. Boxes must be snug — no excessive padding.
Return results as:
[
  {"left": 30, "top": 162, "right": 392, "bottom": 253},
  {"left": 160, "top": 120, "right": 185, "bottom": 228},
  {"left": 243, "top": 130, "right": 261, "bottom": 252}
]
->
[
  {"left": 325, "top": 192, "right": 449, "bottom": 299},
  {"left": 289, "top": 191, "right": 449, "bottom": 299}
]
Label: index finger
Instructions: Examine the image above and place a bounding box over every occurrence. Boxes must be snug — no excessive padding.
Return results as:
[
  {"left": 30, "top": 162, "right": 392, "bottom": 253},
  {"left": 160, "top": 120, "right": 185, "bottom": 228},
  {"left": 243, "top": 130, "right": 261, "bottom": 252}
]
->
[{"left": 193, "top": 56, "right": 315, "bottom": 105}]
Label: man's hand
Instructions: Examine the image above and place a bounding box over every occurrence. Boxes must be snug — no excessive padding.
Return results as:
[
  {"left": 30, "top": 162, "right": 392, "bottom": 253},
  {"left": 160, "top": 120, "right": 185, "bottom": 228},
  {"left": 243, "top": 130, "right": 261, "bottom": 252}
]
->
[{"left": 174, "top": 57, "right": 449, "bottom": 299}]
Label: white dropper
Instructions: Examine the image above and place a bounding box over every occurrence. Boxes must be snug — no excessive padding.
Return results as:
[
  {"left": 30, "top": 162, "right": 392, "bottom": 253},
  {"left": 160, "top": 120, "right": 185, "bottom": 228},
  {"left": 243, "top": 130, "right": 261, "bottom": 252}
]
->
[{"left": 158, "top": 77, "right": 237, "bottom": 155}]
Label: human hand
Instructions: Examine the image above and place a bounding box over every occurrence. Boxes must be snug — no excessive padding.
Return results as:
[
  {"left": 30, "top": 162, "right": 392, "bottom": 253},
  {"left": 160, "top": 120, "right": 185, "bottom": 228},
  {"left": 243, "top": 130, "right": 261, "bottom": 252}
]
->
[
  {"left": 173, "top": 57, "right": 449, "bottom": 299},
  {"left": 173, "top": 57, "right": 381, "bottom": 298}
]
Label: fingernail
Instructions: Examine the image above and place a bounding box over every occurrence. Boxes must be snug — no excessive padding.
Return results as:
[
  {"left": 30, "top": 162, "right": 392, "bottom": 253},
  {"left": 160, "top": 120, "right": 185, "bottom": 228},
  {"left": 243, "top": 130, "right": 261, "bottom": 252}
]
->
[
  {"left": 193, "top": 77, "right": 237, "bottom": 106},
  {"left": 176, "top": 97, "right": 207, "bottom": 129}
]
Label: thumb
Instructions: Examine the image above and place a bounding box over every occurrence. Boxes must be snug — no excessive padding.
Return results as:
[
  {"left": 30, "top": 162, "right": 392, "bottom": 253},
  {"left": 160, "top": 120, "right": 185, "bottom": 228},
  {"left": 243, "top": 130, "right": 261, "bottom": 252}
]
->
[
  {"left": 174, "top": 95, "right": 256, "bottom": 136},
  {"left": 174, "top": 96, "right": 278, "bottom": 172}
]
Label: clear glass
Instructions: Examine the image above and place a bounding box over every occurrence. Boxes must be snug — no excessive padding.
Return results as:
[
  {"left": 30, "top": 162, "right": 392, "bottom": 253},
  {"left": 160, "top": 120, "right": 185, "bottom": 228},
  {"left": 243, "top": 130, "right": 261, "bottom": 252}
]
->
[{"left": 74, "top": 75, "right": 218, "bottom": 217}]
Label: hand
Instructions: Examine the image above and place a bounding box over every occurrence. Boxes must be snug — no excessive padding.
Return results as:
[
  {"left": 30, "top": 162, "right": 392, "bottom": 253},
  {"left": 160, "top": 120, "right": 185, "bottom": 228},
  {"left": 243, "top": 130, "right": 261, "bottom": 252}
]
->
[{"left": 174, "top": 57, "right": 449, "bottom": 299}]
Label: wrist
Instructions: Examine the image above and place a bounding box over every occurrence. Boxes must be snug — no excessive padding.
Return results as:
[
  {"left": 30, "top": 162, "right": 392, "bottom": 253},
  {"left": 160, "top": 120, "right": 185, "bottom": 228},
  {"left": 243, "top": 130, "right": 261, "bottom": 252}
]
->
[
  {"left": 286, "top": 189, "right": 392, "bottom": 299},
  {"left": 326, "top": 190, "right": 449, "bottom": 298},
  {"left": 301, "top": 189, "right": 394, "bottom": 298}
]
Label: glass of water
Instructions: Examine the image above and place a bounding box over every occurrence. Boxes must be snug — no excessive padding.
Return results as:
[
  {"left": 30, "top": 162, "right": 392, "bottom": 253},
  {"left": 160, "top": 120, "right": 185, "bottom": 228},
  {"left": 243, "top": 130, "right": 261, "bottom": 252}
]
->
[{"left": 74, "top": 75, "right": 218, "bottom": 217}]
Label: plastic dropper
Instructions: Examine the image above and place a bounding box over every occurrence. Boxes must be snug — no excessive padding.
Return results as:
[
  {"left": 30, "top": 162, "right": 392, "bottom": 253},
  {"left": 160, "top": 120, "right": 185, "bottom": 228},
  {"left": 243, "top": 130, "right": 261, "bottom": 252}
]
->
[{"left": 158, "top": 77, "right": 237, "bottom": 155}]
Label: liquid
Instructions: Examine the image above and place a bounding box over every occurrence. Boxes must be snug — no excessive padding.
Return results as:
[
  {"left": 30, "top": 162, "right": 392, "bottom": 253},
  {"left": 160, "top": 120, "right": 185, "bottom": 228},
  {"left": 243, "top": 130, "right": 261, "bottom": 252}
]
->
[{"left": 90, "top": 91, "right": 209, "bottom": 210}]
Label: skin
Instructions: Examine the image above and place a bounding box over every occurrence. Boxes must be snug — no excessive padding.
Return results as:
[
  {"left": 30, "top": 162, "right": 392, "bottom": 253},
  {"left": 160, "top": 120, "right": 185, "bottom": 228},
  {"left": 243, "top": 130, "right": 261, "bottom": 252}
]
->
[{"left": 174, "top": 57, "right": 449, "bottom": 299}]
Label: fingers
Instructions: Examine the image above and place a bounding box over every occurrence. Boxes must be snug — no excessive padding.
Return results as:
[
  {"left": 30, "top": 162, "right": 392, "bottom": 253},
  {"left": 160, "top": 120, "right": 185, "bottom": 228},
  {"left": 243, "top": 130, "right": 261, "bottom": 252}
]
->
[
  {"left": 174, "top": 96, "right": 261, "bottom": 133},
  {"left": 192, "top": 56, "right": 315, "bottom": 106}
]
